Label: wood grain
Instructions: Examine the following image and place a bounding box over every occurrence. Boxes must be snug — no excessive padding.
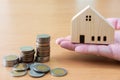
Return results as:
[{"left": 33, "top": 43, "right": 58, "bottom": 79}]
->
[{"left": 71, "top": 6, "right": 114, "bottom": 44}]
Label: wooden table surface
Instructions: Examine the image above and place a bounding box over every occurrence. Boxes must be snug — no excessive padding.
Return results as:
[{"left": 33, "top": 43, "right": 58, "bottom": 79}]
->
[{"left": 0, "top": 0, "right": 120, "bottom": 80}]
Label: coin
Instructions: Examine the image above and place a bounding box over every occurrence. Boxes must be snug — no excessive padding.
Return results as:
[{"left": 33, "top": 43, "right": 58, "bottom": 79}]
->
[
  {"left": 10, "top": 70, "right": 27, "bottom": 77},
  {"left": 37, "top": 50, "right": 50, "bottom": 53},
  {"left": 26, "top": 62, "right": 34, "bottom": 70},
  {"left": 29, "top": 69, "right": 45, "bottom": 78},
  {"left": 29, "top": 63, "right": 34, "bottom": 70},
  {"left": 50, "top": 68, "right": 67, "bottom": 77},
  {"left": 20, "top": 52, "right": 34, "bottom": 56},
  {"left": 36, "top": 34, "right": 50, "bottom": 63},
  {"left": 13, "top": 63, "right": 28, "bottom": 71},
  {"left": 33, "top": 63, "right": 50, "bottom": 73},
  {"left": 36, "top": 34, "right": 50, "bottom": 43},
  {"left": 20, "top": 46, "right": 35, "bottom": 53},
  {"left": 36, "top": 42, "right": 50, "bottom": 47},
  {"left": 37, "top": 52, "right": 50, "bottom": 57},
  {"left": 20, "top": 59, "right": 34, "bottom": 63},
  {"left": 35, "top": 56, "right": 50, "bottom": 63},
  {"left": 37, "top": 46, "right": 50, "bottom": 51},
  {"left": 3, "top": 55, "right": 18, "bottom": 62}
]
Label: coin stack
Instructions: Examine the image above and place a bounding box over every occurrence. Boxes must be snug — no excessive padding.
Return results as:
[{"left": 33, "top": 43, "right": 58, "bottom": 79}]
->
[
  {"left": 3, "top": 55, "right": 19, "bottom": 67},
  {"left": 20, "top": 46, "right": 35, "bottom": 63},
  {"left": 35, "top": 34, "right": 50, "bottom": 63}
]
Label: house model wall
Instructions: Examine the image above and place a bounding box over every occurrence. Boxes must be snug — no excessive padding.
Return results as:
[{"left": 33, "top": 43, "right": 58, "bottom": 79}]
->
[{"left": 71, "top": 6, "right": 114, "bottom": 44}]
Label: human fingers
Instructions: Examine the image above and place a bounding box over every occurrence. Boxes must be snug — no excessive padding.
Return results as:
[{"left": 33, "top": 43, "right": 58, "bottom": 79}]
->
[
  {"left": 59, "top": 40, "right": 76, "bottom": 51},
  {"left": 75, "top": 44, "right": 120, "bottom": 61},
  {"left": 56, "top": 36, "right": 71, "bottom": 45},
  {"left": 107, "top": 18, "right": 120, "bottom": 30},
  {"left": 109, "top": 44, "right": 120, "bottom": 61},
  {"left": 75, "top": 44, "right": 112, "bottom": 58}
]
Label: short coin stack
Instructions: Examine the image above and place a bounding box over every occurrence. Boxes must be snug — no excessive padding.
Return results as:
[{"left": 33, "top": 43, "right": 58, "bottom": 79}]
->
[
  {"left": 3, "top": 55, "right": 19, "bottom": 67},
  {"left": 20, "top": 46, "right": 35, "bottom": 63},
  {"left": 36, "top": 34, "right": 50, "bottom": 63}
]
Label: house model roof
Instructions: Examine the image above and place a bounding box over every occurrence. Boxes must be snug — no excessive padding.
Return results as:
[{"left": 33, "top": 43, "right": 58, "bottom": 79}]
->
[{"left": 72, "top": 5, "right": 114, "bottom": 28}]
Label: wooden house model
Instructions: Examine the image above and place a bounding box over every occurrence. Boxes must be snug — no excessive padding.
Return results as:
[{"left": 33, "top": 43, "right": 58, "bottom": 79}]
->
[{"left": 71, "top": 6, "right": 114, "bottom": 44}]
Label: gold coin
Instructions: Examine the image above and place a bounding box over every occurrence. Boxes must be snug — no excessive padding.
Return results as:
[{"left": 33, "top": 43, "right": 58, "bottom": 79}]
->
[
  {"left": 10, "top": 70, "right": 27, "bottom": 77},
  {"left": 4, "top": 55, "right": 18, "bottom": 61},
  {"left": 50, "top": 68, "right": 67, "bottom": 77},
  {"left": 33, "top": 63, "right": 50, "bottom": 73},
  {"left": 13, "top": 63, "right": 28, "bottom": 71}
]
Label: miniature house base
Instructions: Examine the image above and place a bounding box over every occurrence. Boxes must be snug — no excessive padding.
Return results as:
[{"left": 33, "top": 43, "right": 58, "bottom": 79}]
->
[{"left": 71, "top": 6, "right": 114, "bottom": 44}]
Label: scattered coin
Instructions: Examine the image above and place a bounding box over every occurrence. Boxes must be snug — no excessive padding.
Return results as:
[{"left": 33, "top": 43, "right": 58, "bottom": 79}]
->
[
  {"left": 29, "top": 63, "right": 38, "bottom": 70},
  {"left": 33, "top": 63, "right": 50, "bottom": 73},
  {"left": 10, "top": 70, "right": 27, "bottom": 77},
  {"left": 13, "top": 63, "right": 28, "bottom": 71},
  {"left": 50, "top": 68, "right": 67, "bottom": 77},
  {"left": 29, "top": 69, "right": 45, "bottom": 78},
  {"left": 26, "top": 62, "right": 34, "bottom": 70}
]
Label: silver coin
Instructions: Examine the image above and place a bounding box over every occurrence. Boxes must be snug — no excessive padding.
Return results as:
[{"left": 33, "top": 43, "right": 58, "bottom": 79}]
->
[
  {"left": 20, "top": 46, "right": 35, "bottom": 63},
  {"left": 3, "top": 55, "right": 18, "bottom": 62},
  {"left": 50, "top": 68, "right": 67, "bottom": 77},
  {"left": 29, "top": 62, "right": 40, "bottom": 70},
  {"left": 10, "top": 70, "right": 27, "bottom": 77},
  {"left": 36, "top": 34, "right": 50, "bottom": 43},
  {"left": 27, "top": 63, "right": 33, "bottom": 70},
  {"left": 29, "top": 69, "right": 45, "bottom": 78},
  {"left": 20, "top": 46, "right": 34, "bottom": 53},
  {"left": 33, "top": 63, "right": 50, "bottom": 73},
  {"left": 29, "top": 63, "right": 35, "bottom": 70}
]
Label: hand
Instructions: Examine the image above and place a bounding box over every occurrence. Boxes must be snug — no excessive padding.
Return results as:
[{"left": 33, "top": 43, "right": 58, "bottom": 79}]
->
[{"left": 56, "top": 18, "right": 120, "bottom": 61}]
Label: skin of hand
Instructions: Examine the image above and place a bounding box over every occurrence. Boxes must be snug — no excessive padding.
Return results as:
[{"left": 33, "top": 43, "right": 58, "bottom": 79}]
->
[{"left": 56, "top": 18, "right": 120, "bottom": 61}]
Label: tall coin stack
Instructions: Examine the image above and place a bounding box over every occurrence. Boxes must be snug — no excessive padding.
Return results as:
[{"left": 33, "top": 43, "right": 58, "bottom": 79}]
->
[
  {"left": 35, "top": 34, "right": 50, "bottom": 63},
  {"left": 20, "top": 46, "right": 35, "bottom": 63}
]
